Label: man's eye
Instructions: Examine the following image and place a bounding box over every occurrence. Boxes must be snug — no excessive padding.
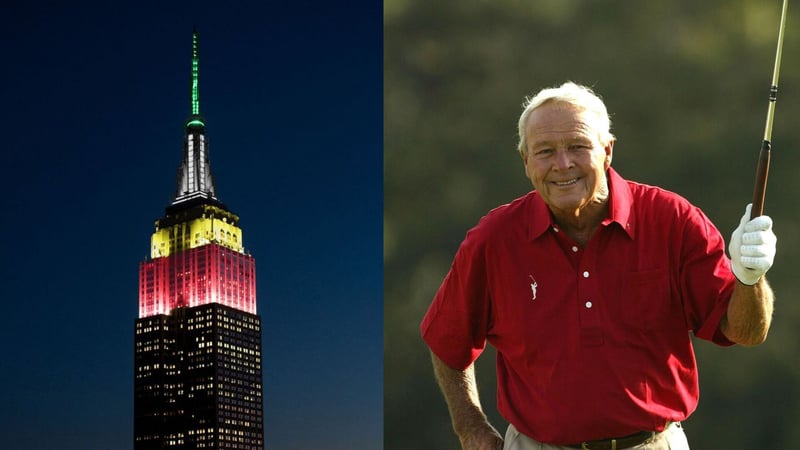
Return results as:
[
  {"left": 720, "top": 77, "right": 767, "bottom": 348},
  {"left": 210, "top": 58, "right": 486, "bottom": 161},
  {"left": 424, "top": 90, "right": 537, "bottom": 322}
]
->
[
  {"left": 535, "top": 148, "right": 553, "bottom": 157},
  {"left": 569, "top": 144, "right": 589, "bottom": 151}
]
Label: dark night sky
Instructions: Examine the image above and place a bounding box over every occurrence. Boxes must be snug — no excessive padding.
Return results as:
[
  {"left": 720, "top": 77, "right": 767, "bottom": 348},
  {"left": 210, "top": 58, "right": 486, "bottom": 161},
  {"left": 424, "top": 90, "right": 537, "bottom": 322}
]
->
[{"left": 0, "top": 2, "right": 382, "bottom": 449}]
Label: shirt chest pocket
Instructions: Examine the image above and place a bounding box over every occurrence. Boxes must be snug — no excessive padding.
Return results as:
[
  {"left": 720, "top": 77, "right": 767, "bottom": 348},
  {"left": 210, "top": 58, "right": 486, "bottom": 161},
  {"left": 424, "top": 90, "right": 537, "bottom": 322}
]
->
[{"left": 619, "top": 269, "right": 687, "bottom": 331}]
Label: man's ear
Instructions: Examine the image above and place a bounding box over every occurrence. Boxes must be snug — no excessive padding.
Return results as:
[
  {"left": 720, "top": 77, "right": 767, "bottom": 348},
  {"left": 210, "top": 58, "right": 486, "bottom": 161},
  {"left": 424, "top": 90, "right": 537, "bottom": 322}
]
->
[
  {"left": 604, "top": 140, "right": 615, "bottom": 169},
  {"left": 520, "top": 149, "right": 530, "bottom": 178}
]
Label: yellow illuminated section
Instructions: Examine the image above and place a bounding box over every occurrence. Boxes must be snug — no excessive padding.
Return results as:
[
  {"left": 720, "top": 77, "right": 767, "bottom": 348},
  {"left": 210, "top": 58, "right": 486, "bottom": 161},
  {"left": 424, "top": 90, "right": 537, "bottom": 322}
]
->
[{"left": 151, "top": 205, "right": 244, "bottom": 258}]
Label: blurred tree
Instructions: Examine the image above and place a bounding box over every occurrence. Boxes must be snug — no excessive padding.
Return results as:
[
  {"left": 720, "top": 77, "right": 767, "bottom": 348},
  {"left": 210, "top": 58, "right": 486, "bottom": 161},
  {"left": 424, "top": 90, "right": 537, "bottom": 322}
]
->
[{"left": 385, "top": 0, "right": 800, "bottom": 449}]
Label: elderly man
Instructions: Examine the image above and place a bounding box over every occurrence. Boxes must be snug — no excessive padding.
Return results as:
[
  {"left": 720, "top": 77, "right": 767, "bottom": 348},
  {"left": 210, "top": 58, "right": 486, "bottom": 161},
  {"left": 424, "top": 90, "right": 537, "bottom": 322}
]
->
[{"left": 421, "top": 82, "right": 776, "bottom": 450}]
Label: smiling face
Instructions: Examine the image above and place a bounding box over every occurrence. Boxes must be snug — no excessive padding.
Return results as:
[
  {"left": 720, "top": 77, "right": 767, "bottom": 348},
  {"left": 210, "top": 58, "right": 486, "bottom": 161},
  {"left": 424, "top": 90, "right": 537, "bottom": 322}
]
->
[{"left": 521, "top": 101, "right": 614, "bottom": 217}]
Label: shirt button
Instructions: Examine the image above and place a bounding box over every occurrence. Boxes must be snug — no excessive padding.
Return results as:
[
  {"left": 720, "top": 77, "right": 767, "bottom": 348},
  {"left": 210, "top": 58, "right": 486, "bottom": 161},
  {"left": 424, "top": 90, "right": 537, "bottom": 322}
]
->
[
  {"left": 585, "top": 301, "right": 593, "bottom": 308},
  {"left": 553, "top": 227, "right": 560, "bottom": 233},
  {"left": 571, "top": 246, "right": 579, "bottom": 252},
  {"left": 583, "top": 271, "right": 590, "bottom": 278}
]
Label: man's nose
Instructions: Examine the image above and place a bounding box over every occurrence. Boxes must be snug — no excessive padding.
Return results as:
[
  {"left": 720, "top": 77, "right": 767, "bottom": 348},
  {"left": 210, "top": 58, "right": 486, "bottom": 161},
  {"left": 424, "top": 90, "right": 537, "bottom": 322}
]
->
[{"left": 553, "top": 148, "right": 573, "bottom": 169}]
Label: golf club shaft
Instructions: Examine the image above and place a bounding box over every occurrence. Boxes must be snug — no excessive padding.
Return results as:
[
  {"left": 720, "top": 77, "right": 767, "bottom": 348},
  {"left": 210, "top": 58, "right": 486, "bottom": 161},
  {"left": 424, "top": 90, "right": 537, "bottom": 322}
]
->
[{"left": 751, "top": 0, "right": 789, "bottom": 218}]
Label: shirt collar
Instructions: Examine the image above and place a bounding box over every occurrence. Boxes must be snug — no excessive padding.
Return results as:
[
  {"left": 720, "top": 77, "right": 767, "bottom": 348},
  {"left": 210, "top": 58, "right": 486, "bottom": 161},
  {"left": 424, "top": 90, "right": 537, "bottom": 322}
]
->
[{"left": 527, "top": 167, "right": 635, "bottom": 241}]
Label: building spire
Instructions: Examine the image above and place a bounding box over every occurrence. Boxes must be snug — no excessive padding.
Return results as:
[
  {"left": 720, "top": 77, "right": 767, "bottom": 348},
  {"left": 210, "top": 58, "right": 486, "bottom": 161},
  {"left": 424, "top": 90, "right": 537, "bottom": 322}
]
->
[
  {"left": 186, "top": 28, "right": 204, "bottom": 128},
  {"left": 173, "top": 28, "right": 216, "bottom": 205},
  {"left": 191, "top": 28, "right": 200, "bottom": 116}
]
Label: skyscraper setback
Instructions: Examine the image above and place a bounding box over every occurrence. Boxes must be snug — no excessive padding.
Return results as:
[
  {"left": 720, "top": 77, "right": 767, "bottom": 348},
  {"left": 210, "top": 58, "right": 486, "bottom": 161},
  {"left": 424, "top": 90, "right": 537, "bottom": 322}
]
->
[{"left": 134, "top": 31, "right": 264, "bottom": 450}]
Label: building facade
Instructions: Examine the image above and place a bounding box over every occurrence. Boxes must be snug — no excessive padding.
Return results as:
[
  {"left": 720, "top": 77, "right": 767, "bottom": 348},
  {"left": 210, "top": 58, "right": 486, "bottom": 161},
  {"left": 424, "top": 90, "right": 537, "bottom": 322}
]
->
[{"left": 134, "top": 31, "right": 264, "bottom": 450}]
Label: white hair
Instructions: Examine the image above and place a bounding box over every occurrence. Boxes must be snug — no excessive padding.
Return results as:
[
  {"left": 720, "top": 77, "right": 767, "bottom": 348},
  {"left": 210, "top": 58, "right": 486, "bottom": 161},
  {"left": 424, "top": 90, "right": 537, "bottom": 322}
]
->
[{"left": 517, "top": 82, "right": 615, "bottom": 154}]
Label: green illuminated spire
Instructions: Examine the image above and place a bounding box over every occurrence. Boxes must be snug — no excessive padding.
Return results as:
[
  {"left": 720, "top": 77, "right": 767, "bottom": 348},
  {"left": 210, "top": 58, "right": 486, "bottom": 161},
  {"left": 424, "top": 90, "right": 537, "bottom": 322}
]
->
[
  {"left": 191, "top": 30, "right": 200, "bottom": 114},
  {"left": 187, "top": 29, "right": 204, "bottom": 128}
]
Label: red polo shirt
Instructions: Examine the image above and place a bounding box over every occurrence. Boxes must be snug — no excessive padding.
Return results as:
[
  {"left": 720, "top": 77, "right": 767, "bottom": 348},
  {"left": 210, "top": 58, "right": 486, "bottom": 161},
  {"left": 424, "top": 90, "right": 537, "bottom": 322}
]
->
[{"left": 421, "top": 168, "right": 736, "bottom": 445}]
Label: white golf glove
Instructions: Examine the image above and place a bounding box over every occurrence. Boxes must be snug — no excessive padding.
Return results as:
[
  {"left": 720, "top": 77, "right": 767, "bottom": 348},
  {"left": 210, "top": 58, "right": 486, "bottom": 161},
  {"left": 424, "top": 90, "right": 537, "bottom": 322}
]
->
[{"left": 729, "top": 203, "right": 777, "bottom": 285}]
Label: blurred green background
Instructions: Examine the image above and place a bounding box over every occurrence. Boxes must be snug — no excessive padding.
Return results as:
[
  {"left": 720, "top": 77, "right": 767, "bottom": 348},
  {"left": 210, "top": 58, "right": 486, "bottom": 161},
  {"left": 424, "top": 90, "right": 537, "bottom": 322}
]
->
[{"left": 384, "top": 1, "right": 800, "bottom": 449}]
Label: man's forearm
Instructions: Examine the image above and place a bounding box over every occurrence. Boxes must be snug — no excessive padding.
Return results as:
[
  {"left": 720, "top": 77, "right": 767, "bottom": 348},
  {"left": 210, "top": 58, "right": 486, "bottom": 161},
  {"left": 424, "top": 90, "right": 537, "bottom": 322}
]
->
[
  {"left": 721, "top": 277, "right": 774, "bottom": 346},
  {"left": 430, "top": 351, "right": 503, "bottom": 449}
]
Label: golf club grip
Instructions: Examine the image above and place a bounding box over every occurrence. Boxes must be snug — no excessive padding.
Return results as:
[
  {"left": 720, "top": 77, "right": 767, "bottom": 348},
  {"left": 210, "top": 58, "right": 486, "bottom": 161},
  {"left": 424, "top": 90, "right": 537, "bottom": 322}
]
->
[{"left": 751, "top": 140, "right": 771, "bottom": 219}]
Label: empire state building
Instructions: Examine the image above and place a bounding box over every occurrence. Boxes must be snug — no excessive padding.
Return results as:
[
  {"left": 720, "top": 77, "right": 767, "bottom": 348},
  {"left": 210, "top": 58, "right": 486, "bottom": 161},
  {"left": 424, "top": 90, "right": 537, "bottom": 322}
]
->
[{"left": 133, "top": 31, "right": 264, "bottom": 450}]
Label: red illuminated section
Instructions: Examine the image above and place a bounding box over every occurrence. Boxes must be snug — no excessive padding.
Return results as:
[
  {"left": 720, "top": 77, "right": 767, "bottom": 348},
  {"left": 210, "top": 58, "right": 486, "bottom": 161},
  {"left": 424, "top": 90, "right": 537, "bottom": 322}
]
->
[{"left": 139, "top": 243, "right": 256, "bottom": 318}]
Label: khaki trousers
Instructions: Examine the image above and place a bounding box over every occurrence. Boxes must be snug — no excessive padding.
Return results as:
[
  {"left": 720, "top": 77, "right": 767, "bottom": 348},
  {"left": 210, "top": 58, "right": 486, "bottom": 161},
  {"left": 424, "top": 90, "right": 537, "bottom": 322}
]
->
[{"left": 503, "top": 422, "right": 690, "bottom": 450}]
